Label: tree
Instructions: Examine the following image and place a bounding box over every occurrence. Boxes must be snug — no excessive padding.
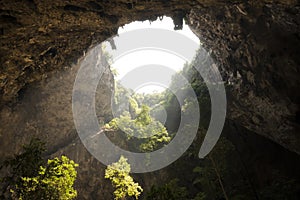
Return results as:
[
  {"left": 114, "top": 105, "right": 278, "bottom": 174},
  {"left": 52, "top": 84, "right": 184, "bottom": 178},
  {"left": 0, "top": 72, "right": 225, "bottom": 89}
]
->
[
  {"left": 135, "top": 105, "right": 151, "bottom": 126},
  {"left": 0, "top": 138, "right": 45, "bottom": 199},
  {"left": 105, "top": 156, "right": 143, "bottom": 200},
  {"left": 145, "top": 179, "right": 188, "bottom": 200},
  {"left": 18, "top": 156, "right": 78, "bottom": 200},
  {"left": 0, "top": 139, "right": 78, "bottom": 200},
  {"left": 191, "top": 137, "right": 235, "bottom": 200},
  {"left": 129, "top": 97, "right": 139, "bottom": 119},
  {"left": 208, "top": 154, "right": 229, "bottom": 200},
  {"left": 113, "top": 82, "right": 133, "bottom": 117},
  {"left": 104, "top": 105, "right": 170, "bottom": 152}
]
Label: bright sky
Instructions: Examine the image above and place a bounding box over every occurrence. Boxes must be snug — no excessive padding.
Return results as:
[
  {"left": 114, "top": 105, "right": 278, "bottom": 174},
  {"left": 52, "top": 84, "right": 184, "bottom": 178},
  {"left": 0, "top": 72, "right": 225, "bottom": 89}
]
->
[{"left": 103, "top": 17, "right": 200, "bottom": 94}]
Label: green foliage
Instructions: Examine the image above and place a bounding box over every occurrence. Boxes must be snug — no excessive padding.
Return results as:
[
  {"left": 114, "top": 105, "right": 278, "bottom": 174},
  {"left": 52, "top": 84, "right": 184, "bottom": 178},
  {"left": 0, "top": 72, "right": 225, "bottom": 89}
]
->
[
  {"left": 145, "top": 179, "right": 188, "bottom": 200},
  {"left": 109, "top": 81, "right": 170, "bottom": 152},
  {"left": 135, "top": 105, "right": 151, "bottom": 126},
  {"left": 133, "top": 92, "right": 165, "bottom": 108},
  {"left": 113, "top": 82, "right": 133, "bottom": 117},
  {"left": 107, "top": 46, "right": 300, "bottom": 200},
  {"left": 191, "top": 138, "right": 233, "bottom": 199},
  {"left": 105, "top": 105, "right": 170, "bottom": 152},
  {"left": 0, "top": 139, "right": 78, "bottom": 200},
  {"left": 18, "top": 156, "right": 78, "bottom": 200},
  {"left": 6, "top": 138, "right": 45, "bottom": 177},
  {"left": 0, "top": 138, "right": 45, "bottom": 199},
  {"left": 105, "top": 156, "right": 143, "bottom": 200},
  {"left": 129, "top": 97, "right": 139, "bottom": 118},
  {"left": 138, "top": 120, "right": 170, "bottom": 152}
]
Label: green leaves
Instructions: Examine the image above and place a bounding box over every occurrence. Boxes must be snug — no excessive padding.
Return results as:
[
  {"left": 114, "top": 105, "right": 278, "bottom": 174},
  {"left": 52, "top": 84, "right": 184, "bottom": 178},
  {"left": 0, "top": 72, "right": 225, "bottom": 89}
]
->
[
  {"left": 0, "top": 138, "right": 45, "bottom": 199},
  {"left": 18, "top": 156, "right": 78, "bottom": 200},
  {"left": 145, "top": 179, "right": 188, "bottom": 200},
  {"left": 105, "top": 103, "right": 170, "bottom": 152},
  {"left": 135, "top": 105, "right": 151, "bottom": 126},
  {"left": 0, "top": 139, "right": 78, "bottom": 200},
  {"left": 105, "top": 156, "right": 143, "bottom": 200}
]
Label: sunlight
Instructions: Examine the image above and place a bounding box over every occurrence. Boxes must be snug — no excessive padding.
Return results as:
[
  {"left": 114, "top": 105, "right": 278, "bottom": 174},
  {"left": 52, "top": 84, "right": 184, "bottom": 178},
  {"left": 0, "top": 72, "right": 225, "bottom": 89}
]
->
[
  {"left": 135, "top": 84, "right": 166, "bottom": 94},
  {"left": 104, "top": 16, "right": 200, "bottom": 94},
  {"left": 112, "top": 49, "right": 185, "bottom": 78},
  {"left": 117, "top": 17, "right": 199, "bottom": 44}
]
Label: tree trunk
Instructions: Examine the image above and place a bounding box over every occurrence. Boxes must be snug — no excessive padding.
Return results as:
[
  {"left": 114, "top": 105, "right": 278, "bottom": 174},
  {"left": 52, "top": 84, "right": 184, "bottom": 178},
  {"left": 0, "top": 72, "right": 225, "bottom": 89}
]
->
[{"left": 208, "top": 154, "right": 229, "bottom": 200}]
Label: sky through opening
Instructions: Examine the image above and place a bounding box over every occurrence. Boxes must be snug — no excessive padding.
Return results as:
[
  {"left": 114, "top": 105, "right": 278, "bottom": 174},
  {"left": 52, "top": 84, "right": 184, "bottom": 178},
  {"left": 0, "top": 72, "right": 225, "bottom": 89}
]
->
[{"left": 103, "top": 16, "right": 200, "bottom": 94}]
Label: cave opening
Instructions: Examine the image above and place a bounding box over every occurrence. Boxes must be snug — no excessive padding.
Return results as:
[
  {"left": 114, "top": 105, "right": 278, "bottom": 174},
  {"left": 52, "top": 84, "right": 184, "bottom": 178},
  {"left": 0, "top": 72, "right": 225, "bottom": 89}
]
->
[
  {"left": 1, "top": 1, "right": 300, "bottom": 199},
  {"left": 89, "top": 16, "right": 209, "bottom": 158},
  {"left": 102, "top": 16, "right": 200, "bottom": 94}
]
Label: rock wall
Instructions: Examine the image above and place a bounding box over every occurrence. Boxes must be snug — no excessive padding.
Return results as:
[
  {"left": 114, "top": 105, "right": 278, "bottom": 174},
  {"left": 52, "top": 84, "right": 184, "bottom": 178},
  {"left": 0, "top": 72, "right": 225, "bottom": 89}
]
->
[
  {"left": 0, "top": 47, "right": 115, "bottom": 199},
  {"left": 0, "top": 0, "right": 300, "bottom": 199},
  {"left": 0, "top": 0, "right": 197, "bottom": 106},
  {"left": 1, "top": 0, "right": 299, "bottom": 154},
  {"left": 187, "top": 2, "right": 300, "bottom": 154}
]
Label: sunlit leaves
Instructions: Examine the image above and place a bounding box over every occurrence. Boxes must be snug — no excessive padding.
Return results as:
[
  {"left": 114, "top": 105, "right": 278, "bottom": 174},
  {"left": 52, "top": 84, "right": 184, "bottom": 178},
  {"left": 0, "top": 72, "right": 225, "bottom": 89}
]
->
[
  {"left": 1, "top": 139, "right": 78, "bottom": 200},
  {"left": 105, "top": 156, "right": 143, "bottom": 200},
  {"left": 19, "top": 156, "right": 78, "bottom": 200},
  {"left": 105, "top": 104, "right": 170, "bottom": 152},
  {"left": 135, "top": 105, "right": 151, "bottom": 126}
]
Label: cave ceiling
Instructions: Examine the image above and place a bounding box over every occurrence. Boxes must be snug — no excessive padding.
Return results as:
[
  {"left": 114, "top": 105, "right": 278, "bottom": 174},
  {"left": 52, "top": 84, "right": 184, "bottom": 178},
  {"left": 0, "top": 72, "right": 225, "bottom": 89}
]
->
[{"left": 0, "top": 0, "right": 299, "bottom": 154}]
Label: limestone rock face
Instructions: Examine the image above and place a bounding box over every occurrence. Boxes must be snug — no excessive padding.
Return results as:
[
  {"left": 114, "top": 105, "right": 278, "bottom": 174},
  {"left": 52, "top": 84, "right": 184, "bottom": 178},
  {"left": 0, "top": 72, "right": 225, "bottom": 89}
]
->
[
  {"left": 187, "top": 2, "right": 300, "bottom": 154},
  {"left": 0, "top": 0, "right": 299, "bottom": 199},
  {"left": 0, "top": 0, "right": 196, "bottom": 106},
  {"left": 0, "top": 47, "right": 115, "bottom": 199}
]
